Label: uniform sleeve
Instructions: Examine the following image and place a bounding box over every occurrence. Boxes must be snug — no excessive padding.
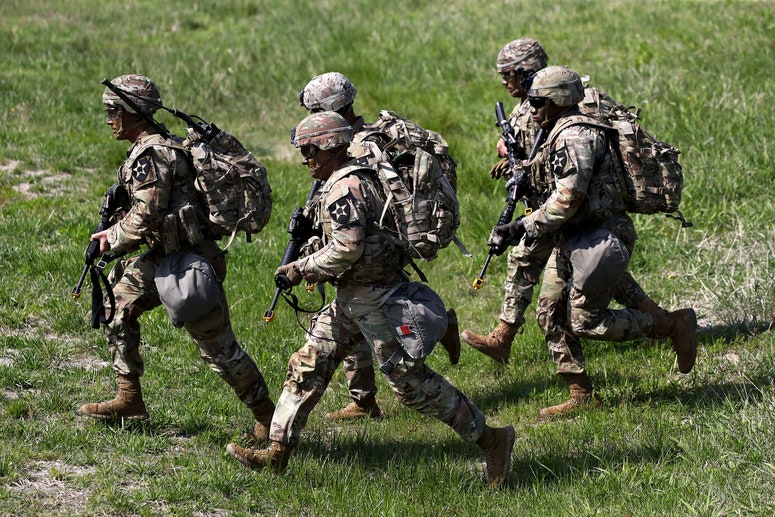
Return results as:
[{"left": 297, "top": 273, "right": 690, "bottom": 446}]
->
[
  {"left": 107, "top": 145, "right": 175, "bottom": 254},
  {"left": 296, "top": 174, "right": 368, "bottom": 283},
  {"left": 523, "top": 126, "right": 602, "bottom": 237}
]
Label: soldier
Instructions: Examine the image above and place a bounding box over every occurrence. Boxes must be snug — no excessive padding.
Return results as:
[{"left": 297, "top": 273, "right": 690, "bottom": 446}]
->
[
  {"left": 77, "top": 74, "right": 275, "bottom": 442},
  {"left": 298, "top": 72, "right": 460, "bottom": 421},
  {"left": 226, "top": 112, "right": 514, "bottom": 487},
  {"left": 487, "top": 66, "right": 698, "bottom": 418},
  {"left": 462, "top": 38, "right": 667, "bottom": 369}
]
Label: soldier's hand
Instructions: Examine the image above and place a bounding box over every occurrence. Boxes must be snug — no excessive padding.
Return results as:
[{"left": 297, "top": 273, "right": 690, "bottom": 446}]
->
[
  {"left": 274, "top": 263, "right": 302, "bottom": 289},
  {"left": 488, "top": 219, "right": 526, "bottom": 256},
  {"left": 490, "top": 157, "right": 511, "bottom": 179}
]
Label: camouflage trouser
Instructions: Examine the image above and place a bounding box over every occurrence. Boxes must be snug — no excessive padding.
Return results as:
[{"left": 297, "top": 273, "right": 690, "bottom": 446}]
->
[
  {"left": 269, "top": 297, "right": 486, "bottom": 446},
  {"left": 342, "top": 342, "right": 378, "bottom": 404},
  {"left": 500, "top": 233, "right": 555, "bottom": 325},
  {"left": 535, "top": 219, "right": 654, "bottom": 374},
  {"left": 103, "top": 240, "right": 269, "bottom": 407}
]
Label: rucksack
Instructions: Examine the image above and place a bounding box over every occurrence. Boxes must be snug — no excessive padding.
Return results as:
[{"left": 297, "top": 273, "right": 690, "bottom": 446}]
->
[
  {"left": 576, "top": 88, "right": 689, "bottom": 224},
  {"left": 351, "top": 137, "right": 460, "bottom": 262},
  {"left": 181, "top": 123, "right": 273, "bottom": 246},
  {"left": 367, "top": 110, "right": 458, "bottom": 193}
]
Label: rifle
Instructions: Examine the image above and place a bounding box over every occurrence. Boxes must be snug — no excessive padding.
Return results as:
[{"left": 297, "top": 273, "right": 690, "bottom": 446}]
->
[
  {"left": 472, "top": 102, "right": 545, "bottom": 290},
  {"left": 102, "top": 78, "right": 222, "bottom": 145},
  {"left": 72, "top": 183, "right": 129, "bottom": 328},
  {"left": 263, "top": 180, "right": 323, "bottom": 322}
]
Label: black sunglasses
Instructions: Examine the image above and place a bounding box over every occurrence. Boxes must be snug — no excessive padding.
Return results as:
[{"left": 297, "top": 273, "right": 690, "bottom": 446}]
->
[
  {"left": 527, "top": 96, "right": 548, "bottom": 109},
  {"left": 300, "top": 145, "right": 318, "bottom": 159}
]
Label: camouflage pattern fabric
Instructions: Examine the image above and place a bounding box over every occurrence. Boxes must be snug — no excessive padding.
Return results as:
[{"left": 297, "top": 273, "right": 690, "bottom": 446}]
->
[
  {"left": 341, "top": 341, "right": 378, "bottom": 404},
  {"left": 524, "top": 114, "right": 656, "bottom": 373},
  {"left": 269, "top": 165, "right": 487, "bottom": 446},
  {"left": 103, "top": 131, "right": 270, "bottom": 407}
]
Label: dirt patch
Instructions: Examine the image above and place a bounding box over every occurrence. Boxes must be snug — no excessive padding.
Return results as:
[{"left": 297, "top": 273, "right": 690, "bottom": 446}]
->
[
  {"left": 2, "top": 160, "right": 84, "bottom": 199},
  {"left": 6, "top": 460, "right": 96, "bottom": 515}
]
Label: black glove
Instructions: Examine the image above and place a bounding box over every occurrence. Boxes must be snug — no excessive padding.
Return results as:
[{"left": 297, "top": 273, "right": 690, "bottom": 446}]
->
[{"left": 488, "top": 219, "right": 526, "bottom": 256}]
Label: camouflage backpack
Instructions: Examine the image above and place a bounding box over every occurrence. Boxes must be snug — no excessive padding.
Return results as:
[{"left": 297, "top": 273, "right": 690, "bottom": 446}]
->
[
  {"left": 351, "top": 136, "right": 460, "bottom": 262},
  {"left": 366, "top": 110, "right": 458, "bottom": 192},
  {"left": 576, "top": 88, "right": 689, "bottom": 224},
  {"left": 181, "top": 123, "right": 273, "bottom": 246}
]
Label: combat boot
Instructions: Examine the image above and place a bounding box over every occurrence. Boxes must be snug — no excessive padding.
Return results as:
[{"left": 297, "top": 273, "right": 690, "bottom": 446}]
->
[
  {"left": 461, "top": 320, "right": 520, "bottom": 364},
  {"left": 476, "top": 424, "right": 515, "bottom": 487},
  {"left": 651, "top": 308, "right": 698, "bottom": 373},
  {"left": 77, "top": 374, "right": 149, "bottom": 421},
  {"left": 226, "top": 441, "right": 293, "bottom": 474},
  {"left": 439, "top": 308, "right": 461, "bottom": 365},
  {"left": 325, "top": 399, "right": 382, "bottom": 421},
  {"left": 245, "top": 398, "right": 275, "bottom": 444},
  {"left": 539, "top": 372, "right": 602, "bottom": 420},
  {"left": 637, "top": 295, "right": 668, "bottom": 317}
]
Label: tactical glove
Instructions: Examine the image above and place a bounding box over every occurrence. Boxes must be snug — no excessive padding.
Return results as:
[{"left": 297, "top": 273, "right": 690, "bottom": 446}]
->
[
  {"left": 274, "top": 263, "right": 303, "bottom": 289},
  {"left": 488, "top": 219, "right": 526, "bottom": 256},
  {"left": 490, "top": 157, "right": 511, "bottom": 179}
]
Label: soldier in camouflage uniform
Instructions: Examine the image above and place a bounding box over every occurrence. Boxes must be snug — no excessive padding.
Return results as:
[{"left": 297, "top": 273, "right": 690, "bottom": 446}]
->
[
  {"left": 462, "top": 38, "right": 668, "bottom": 370},
  {"left": 226, "top": 112, "right": 514, "bottom": 487},
  {"left": 488, "top": 66, "right": 698, "bottom": 418},
  {"left": 77, "top": 74, "right": 275, "bottom": 441},
  {"left": 297, "top": 72, "right": 460, "bottom": 422}
]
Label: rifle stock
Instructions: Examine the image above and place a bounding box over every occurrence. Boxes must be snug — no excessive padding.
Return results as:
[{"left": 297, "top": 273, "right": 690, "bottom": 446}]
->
[
  {"left": 473, "top": 109, "right": 546, "bottom": 290},
  {"left": 263, "top": 180, "right": 323, "bottom": 322}
]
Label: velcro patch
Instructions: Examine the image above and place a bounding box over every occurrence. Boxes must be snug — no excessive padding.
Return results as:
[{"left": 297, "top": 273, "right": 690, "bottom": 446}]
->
[{"left": 328, "top": 196, "right": 352, "bottom": 224}]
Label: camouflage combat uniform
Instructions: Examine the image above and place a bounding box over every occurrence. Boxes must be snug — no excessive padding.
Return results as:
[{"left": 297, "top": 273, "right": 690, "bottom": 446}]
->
[
  {"left": 498, "top": 92, "right": 651, "bottom": 330},
  {"left": 104, "top": 129, "right": 270, "bottom": 406},
  {"left": 522, "top": 111, "right": 656, "bottom": 373},
  {"left": 270, "top": 164, "right": 485, "bottom": 446}
]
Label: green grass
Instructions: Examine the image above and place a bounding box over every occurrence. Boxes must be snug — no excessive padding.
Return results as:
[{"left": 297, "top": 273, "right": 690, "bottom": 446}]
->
[{"left": 2, "top": 0, "right": 775, "bottom": 515}]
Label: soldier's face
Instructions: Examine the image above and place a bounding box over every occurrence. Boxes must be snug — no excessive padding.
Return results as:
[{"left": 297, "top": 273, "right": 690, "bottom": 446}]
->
[
  {"left": 105, "top": 104, "right": 127, "bottom": 140},
  {"left": 501, "top": 71, "right": 528, "bottom": 99},
  {"left": 529, "top": 96, "right": 563, "bottom": 129},
  {"left": 301, "top": 145, "right": 334, "bottom": 180}
]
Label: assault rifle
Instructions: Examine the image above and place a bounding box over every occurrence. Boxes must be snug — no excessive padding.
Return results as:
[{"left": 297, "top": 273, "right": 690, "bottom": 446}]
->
[
  {"left": 71, "top": 183, "right": 129, "bottom": 328},
  {"left": 472, "top": 102, "right": 545, "bottom": 289},
  {"left": 263, "top": 180, "right": 323, "bottom": 322}
]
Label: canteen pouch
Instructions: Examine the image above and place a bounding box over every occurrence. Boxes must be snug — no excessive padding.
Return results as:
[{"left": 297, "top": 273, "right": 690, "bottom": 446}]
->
[
  {"left": 381, "top": 281, "right": 448, "bottom": 361},
  {"left": 568, "top": 226, "right": 629, "bottom": 295},
  {"left": 154, "top": 248, "right": 219, "bottom": 328}
]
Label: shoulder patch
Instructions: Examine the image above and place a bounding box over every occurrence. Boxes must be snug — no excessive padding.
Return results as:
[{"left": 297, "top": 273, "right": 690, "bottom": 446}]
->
[
  {"left": 328, "top": 195, "right": 353, "bottom": 225},
  {"left": 132, "top": 155, "right": 156, "bottom": 184},
  {"left": 550, "top": 146, "right": 568, "bottom": 177}
]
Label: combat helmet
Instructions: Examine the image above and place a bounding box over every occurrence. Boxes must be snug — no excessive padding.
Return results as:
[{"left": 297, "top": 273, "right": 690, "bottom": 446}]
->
[
  {"left": 102, "top": 74, "right": 161, "bottom": 115},
  {"left": 529, "top": 66, "right": 584, "bottom": 107},
  {"left": 291, "top": 111, "right": 354, "bottom": 151},
  {"left": 299, "top": 72, "right": 357, "bottom": 113},
  {"left": 496, "top": 38, "right": 548, "bottom": 75}
]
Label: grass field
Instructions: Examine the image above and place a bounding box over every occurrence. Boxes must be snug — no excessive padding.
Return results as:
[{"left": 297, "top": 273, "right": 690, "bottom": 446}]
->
[{"left": 1, "top": 0, "right": 774, "bottom": 515}]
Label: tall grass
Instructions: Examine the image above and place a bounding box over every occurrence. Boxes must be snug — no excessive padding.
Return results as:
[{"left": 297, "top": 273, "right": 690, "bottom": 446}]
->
[{"left": 1, "top": 0, "right": 774, "bottom": 515}]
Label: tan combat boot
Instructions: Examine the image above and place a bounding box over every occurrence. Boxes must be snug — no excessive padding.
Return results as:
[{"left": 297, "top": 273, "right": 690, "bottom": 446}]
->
[
  {"left": 539, "top": 372, "right": 602, "bottom": 420},
  {"left": 476, "top": 424, "right": 516, "bottom": 487},
  {"left": 77, "top": 374, "right": 149, "bottom": 420},
  {"left": 226, "top": 441, "right": 293, "bottom": 474},
  {"left": 325, "top": 399, "right": 382, "bottom": 421},
  {"left": 461, "top": 320, "right": 519, "bottom": 364},
  {"left": 439, "top": 308, "right": 461, "bottom": 365},
  {"left": 651, "top": 308, "right": 698, "bottom": 373},
  {"left": 246, "top": 398, "right": 275, "bottom": 444}
]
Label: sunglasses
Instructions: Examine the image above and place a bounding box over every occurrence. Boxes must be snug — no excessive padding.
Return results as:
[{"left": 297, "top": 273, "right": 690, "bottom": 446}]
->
[
  {"left": 300, "top": 145, "right": 318, "bottom": 159},
  {"left": 527, "top": 96, "right": 548, "bottom": 109}
]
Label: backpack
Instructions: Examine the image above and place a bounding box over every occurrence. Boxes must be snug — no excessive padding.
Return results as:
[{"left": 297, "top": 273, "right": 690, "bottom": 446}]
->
[
  {"left": 367, "top": 110, "right": 458, "bottom": 193},
  {"left": 352, "top": 137, "right": 460, "bottom": 262},
  {"left": 576, "top": 88, "right": 688, "bottom": 224},
  {"left": 181, "top": 124, "right": 273, "bottom": 246}
]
